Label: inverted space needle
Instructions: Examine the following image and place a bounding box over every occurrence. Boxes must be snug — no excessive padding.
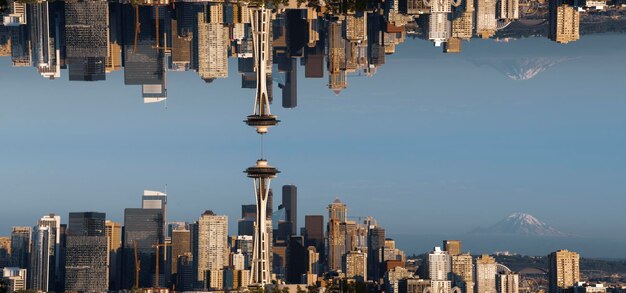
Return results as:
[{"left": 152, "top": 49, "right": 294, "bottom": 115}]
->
[
  {"left": 245, "top": 7, "right": 279, "bottom": 134},
  {"left": 245, "top": 157, "right": 279, "bottom": 286}
]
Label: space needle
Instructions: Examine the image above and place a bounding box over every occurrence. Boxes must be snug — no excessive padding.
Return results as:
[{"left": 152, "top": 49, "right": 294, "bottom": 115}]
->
[
  {"left": 245, "top": 158, "right": 279, "bottom": 286},
  {"left": 245, "top": 7, "right": 279, "bottom": 134}
]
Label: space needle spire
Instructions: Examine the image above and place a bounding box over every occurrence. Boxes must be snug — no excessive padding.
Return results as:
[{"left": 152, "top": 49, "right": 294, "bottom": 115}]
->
[
  {"left": 245, "top": 7, "right": 279, "bottom": 134},
  {"left": 245, "top": 158, "right": 279, "bottom": 286}
]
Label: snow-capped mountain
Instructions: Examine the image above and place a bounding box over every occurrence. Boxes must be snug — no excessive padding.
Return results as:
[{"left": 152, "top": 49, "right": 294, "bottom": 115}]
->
[
  {"left": 472, "top": 212, "right": 569, "bottom": 236},
  {"left": 472, "top": 57, "right": 574, "bottom": 80}
]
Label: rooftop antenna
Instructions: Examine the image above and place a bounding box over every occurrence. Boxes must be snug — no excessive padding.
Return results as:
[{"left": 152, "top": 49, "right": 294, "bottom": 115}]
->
[{"left": 165, "top": 183, "right": 168, "bottom": 195}]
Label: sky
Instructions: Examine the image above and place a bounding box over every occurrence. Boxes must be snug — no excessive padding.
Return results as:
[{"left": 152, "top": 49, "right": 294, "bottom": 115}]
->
[{"left": 1, "top": 34, "right": 626, "bottom": 256}]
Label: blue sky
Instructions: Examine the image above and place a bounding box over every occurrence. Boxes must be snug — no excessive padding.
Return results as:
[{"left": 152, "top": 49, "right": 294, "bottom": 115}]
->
[{"left": 1, "top": 34, "right": 625, "bottom": 256}]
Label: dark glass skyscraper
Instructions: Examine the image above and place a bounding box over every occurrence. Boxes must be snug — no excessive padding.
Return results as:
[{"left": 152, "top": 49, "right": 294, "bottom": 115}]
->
[
  {"left": 282, "top": 185, "right": 297, "bottom": 236},
  {"left": 304, "top": 215, "right": 324, "bottom": 265},
  {"left": 65, "top": 212, "right": 108, "bottom": 292},
  {"left": 122, "top": 208, "right": 164, "bottom": 289}
]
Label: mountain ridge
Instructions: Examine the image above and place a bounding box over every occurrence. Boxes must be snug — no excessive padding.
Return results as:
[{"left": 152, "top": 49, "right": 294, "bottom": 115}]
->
[{"left": 471, "top": 212, "right": 570, "bottom": 237}]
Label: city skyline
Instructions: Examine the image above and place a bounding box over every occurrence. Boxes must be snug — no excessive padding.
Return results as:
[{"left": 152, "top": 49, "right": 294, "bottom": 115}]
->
[{"left": 1, "top": 0, "right": 626, "bottom": 262}]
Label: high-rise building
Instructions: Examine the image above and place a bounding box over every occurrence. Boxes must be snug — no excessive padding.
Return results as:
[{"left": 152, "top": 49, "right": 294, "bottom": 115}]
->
[
  {"left": 282, "top": 185, "right": 298, "bottom": 236},
  {"left": 548, "top": 250, "right": 580, "bottom": 293},
  {"left": 345, "top": 250, "right": 368, "bottom": 281},
  {"left": 65, "top": 212, "right": 108, "bottom": 292},
  {"left": 195, "top": 210, "right": 228, "bottom": 289},
  {"left": 35, "top": 214, "right": 61, "bottom": 291},
  {"left": 176, "top": 254, "right": 194, "bottom": 292},
  {"left": 549, "top": 1, "right": 580, "bottom": 44},
  {"left": 429, "top": 247, "right": 451, "bottom": 281},
  {"left": 171, "top": 227, "right": 191, "bottom": 275},
  {"left": 451, "top": 253, "right": 474, "bottom": 293},
  {"left": 142, "top": 190, "right": 167, "bottom": 228},
  {"left": 286, "top": 236, "right": 307, "bottom": 284},
  {"left": 105, "top": 220, "right": 122, "bottom": 291},
  {"left": 304, "top": 215, "right": 324, "bottom": 262},
  {"left": 443, "top": 240, "right": 462, "bottom": 256},
  {"left": 2, "top": 267, "right": 27, "bottom": 292},
  {"left": 327, "top": 199, "right": 348, "bottom": 272},
  {"left": 0, "top": 237, "right": 10, "bottom": 269},
  {"left": 497, "top": 272, "right": 519, "bottom": 293},
  {"left": 426, "top": 0, "right": 452, "bottom": 46},
  {"left": 475, "top": 0, "right": 497, "bottom": 38},
  {"left": 64, "top": 0, "right": 109, "bottom": 81},
  {"left": 122, "top": 208, "right": 164, "bottom": 289},
  {"left": 476, "top": 254, "right": 498, "bottom": 293},
  {"left": 10, "top": 227, "right": 31, "bottom": 269},
  {"left": 367, "top": 225, "right": 386, "bottom": 281},
  {"left": 197, "top": 8, "right": 228, "bottom": 81},
  {"left": 30, "top": 226, "right": 51, "bottom": 292}
]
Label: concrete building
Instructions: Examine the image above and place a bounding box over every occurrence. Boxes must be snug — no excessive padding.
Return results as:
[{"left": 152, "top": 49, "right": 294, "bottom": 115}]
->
[
  {"left": 2, "top": 267, "right": 27, "bottom": 293},
  {"left": 497, "top": 272, "right": 519, "bottom": 293},
  {"left": 429, "top": 247, "right": 451, "bottom": 281},
  {"left": 196, "top": 210, "right": 228, "bottom": 289},
  {"left": 549, "top": 2, "right": 580, "bottom": 44},
  {"left": 548, "top": 250, "right": 580, "bottom": 293},
  {"left": 451, "top": 253, "right": 474, "bottom": 293},
  {"left": 475, "top": 0, "right": 497, "bottom": 38},
  {"left": 476, "top": 255, "right": 498, "bottom": 293},
  {"left": 344, "top": 250, "right": 367, "bottom": 281},
  {"left": 384, "top": 266, "right": 414, "bottom": 293}
]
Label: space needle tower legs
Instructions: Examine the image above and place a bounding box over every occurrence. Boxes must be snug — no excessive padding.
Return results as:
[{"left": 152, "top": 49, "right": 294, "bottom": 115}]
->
[{"left": 245, "top": 7, "right": 279, "bottom": 134}]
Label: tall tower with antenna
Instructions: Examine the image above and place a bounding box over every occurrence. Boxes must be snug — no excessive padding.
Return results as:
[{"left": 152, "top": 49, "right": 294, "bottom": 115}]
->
[
  {"left": 245, "top": 159, "right": 279, "bottom": 286},
  {"left": 245, "top": 7, "right": 279, "bottom": 134}
]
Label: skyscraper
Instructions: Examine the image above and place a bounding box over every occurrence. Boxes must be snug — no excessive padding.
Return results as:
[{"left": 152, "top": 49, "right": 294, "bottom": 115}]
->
[
  {"left": 549, "top": 1, "right": 580, "bottom": 44},
  {"left": 286, "top": 236, "right": 307, "bottom": 284},
  {"left": 64, "top": 0, "right": 109, "bottom": 81},
  {"left": 429, "top": 247, "right": 451, "bottom": 281},
  {"left": 195, "top": 210, "right": 228, "bottom": 289},
  {"left": 122, "top": 208, "right": 164, "bottom": 289},
  {"left": 548, "top": 250, "right": 580, "bottom": 293},
  {"left": 304, "top": 215, "right": 324, "bottom": 265},
  {"left": 105, "top": 220, "right": 122, "bottom": 291},
  {"left": 171, "top": 226, "right": 191, "bottom": 276},
  {"left": 327, "top": 199, "right": 347, "bottom": 272},
  {"left": 35, "top": 214, "right": 61, "bottom": 291},
  {"left": 475, "top": 0, "right": 497, "bottom": 38},
  {"left": 282, "top": 185, "right": 297, "bottom": 236},
  {"left": 367, "top": 225, "right": 386, "bottom": 281},
  {"left": 65, "top": 212, "right": 108, "bottom": 292},
  {"left": 476, "top": 254, "right": 497, "bottom": 293},
  {"left": 428, "top": 247, "right": 452, "bottom": 293},
  {"left": 10, "top": 227, "right": 31, "bottom": 269},
  {"left": 197, "top": 6, "right": 228, "bottom": 81},
  {"left": 30, "top": 226, "right": 51, "bottom": 292}
]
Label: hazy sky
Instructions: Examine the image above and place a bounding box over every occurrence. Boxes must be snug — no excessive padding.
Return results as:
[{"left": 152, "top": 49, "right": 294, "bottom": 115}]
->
[{"left": 1, "top": 34, "right": 625, "bottom": 255}]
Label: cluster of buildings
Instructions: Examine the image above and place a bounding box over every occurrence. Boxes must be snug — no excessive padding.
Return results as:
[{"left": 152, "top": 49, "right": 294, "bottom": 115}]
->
[
  {"left": 0, "top": 0, "right": 610, "bottom": 103},
  {"left": 0, "top": 185, "right": 616, "bottom": 293}
]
